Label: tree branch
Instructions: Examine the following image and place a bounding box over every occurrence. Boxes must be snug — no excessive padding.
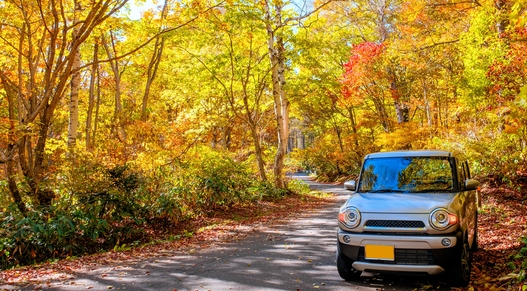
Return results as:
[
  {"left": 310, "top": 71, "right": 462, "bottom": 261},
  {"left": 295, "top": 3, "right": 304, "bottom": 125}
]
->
[{"left": 79, "top": 2, "right": 225, "bottom": 71}]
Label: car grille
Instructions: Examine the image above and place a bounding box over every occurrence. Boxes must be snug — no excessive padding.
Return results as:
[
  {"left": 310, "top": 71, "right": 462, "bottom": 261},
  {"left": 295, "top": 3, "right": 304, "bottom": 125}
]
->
[
  {"left": 365, "top": 220, "right": 425, "bottom": 228},
  {"left": 358, "top": 247, "right": 435, "bottom": 265}
]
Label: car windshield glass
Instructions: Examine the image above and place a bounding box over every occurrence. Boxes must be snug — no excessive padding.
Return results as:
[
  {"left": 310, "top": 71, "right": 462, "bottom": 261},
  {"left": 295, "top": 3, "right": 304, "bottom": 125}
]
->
[{"left": 358, "top": 157, "right": 454, "bottom": 193}]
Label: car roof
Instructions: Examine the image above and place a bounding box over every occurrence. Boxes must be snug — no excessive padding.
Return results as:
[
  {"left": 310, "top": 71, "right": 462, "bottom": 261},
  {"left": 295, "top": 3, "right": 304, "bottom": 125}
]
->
[{"left": 364, "top": 150, "right": 453, "bottom": 159}]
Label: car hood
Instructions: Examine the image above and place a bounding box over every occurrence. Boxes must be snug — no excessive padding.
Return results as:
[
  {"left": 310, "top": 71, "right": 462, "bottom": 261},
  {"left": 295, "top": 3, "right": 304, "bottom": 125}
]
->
[{"left": 343, "top": 192, "right": 460, "bottom": 213}]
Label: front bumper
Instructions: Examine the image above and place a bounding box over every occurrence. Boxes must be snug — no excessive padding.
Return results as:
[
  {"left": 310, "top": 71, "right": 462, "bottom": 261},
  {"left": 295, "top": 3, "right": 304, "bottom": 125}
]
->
[{"left": 337, "top": 230, "right": 463, "bottom": 275}]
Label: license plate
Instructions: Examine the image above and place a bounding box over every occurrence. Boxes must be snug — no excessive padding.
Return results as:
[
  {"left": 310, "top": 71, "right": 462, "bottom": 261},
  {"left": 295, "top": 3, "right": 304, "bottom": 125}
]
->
[{"left": 365, "top": 244, "right": 395, "bottom": 261}]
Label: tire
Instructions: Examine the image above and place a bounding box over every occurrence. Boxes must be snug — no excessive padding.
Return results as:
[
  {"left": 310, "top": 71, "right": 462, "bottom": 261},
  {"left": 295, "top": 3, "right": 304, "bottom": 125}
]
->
[
  {"left": 471, "top": 213, "right": 479, "bottom": 252},
  {"left": 448, "top": 239, "right": 472, "bottom": 287},
  {"left": 336, "top": 251, "right": 361, "bottom": 281}
]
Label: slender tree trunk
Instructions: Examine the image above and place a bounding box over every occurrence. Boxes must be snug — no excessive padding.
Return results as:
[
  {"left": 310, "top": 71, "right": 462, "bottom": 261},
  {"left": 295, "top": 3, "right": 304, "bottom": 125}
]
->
[
  {"left": 345, "top": 105, "right": 360, "bottom": 147},
  {"left": 86, "top": 40, "right": 100, "bottom": 150},
  {"left": 142, "top": 0, "right": 168, "bottom": 121},
  {"left": 250, "top": 123, "right": 268, "bottom": 181},
  {"left": 263, "top": 0, "right": 288, "bottom": 189},
  {"left": 0, "top": 72, "right": 28, "bottom": 214},
  {"left": 422, "top": 79, "right": 432, "bottom": 127},
  {"left": 102, "top": 33, "right": 125, "bottom": 141},
  {"left": 495, "top": 0, "right": 508, "bottom": 35},
  {"left": 68, "top": 1, "right": 82, "bottom": 149}
]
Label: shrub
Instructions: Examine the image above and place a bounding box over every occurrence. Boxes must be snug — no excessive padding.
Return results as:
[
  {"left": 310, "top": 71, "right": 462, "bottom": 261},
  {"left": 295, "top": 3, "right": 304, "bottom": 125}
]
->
[
  {"left": 0, "top": 163, "right": 150, "bottom": 270},
  {"left": 507, "top": 236, "right": 527, "bottom": 287},
  {"left": 0, "top": 149, "right": 288, "bottom": 270},
  {"left": 163, "top": 150, "right": 270, "bottom": 215}
]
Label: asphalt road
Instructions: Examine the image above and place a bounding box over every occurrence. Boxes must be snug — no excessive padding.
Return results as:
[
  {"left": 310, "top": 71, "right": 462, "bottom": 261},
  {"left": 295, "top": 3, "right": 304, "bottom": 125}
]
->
[{"left": 1, "top": 174, "right": 453, "bottom": 291}]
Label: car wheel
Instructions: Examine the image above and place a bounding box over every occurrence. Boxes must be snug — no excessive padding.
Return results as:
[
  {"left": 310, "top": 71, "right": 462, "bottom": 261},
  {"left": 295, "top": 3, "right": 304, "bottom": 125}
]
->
[
  {"left": 471, "top": 214, "right": 479, "bottom": 252},
  {"left": 336, "top": 252, "right": 361, "bottom": 281},
  {"left": 448, "top": 239, "right": 471, "bottom": 287}
]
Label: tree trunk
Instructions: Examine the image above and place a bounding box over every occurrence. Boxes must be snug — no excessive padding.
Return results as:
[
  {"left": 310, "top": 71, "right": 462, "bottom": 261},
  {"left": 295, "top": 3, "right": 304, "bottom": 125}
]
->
[
  {"left": 1, "top": 71, "right": 28, "bottom": 214},
  {"left": 390, "top": 75, "right": 408, "bottom": 124},
  {"left": 86, "top": 40, "right": 100, "bottom": 150},
  {"left": 102, "top": 33, "right": 125, "bottom": 141},
  {"left": 422, "top": 79, "right": 432, "bottom": 127},
  {"left": 263, "top": 0, "right": 288, "bottom": 189},
  {"left": 250, "top": 124, "right": 268, "bottom": 181},
  {"left": 68, "top": 1, "right": 82, "bottom": 149},
  {"left": 141, "top": 0, "right": 169, "bottom": 121},
  {"left": 495, "top": 0, "right": 508, "bottom": 35}
]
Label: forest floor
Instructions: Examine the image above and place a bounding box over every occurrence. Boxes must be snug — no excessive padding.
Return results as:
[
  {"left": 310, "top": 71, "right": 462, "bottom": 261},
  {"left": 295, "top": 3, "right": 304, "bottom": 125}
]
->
[
  {"left": 0, "top": 180, "right": 526, "bottom": 291},
  {"left": 470, "top": 184, "right": 527, "bottom": 291}
]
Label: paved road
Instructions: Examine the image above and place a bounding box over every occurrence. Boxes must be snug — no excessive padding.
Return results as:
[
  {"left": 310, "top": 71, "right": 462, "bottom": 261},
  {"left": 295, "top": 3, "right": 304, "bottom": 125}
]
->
[{"left": 1, "top": 174, "right": 452, "bottom": 291}]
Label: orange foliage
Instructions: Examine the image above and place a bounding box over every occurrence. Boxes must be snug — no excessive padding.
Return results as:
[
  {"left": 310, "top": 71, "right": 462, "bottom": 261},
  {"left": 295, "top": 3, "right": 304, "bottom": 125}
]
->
[{"left": 340, "top": 42, "right": 385, "bottom": 100}]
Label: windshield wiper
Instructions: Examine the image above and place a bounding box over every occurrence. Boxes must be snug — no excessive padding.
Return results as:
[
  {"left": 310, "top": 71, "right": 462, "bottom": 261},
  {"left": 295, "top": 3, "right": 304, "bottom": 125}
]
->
[
  {"left": 366, "top": 189, "right": 407, "bottom": 193},
  {"left": 411, "top": 189, "right": 451, "bottom": 193}
]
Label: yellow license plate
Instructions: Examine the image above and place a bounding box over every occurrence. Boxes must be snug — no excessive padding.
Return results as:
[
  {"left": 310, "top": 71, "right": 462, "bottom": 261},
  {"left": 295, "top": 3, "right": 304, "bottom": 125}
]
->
[{"left": 365, "top": 244, "right": 395, "bottom": 261}]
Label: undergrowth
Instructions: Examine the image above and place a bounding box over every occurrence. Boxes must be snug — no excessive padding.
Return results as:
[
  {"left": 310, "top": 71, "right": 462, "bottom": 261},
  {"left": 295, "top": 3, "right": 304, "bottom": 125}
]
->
[{"left": 0, "top": 151, "right": 303, "bottom": 270}]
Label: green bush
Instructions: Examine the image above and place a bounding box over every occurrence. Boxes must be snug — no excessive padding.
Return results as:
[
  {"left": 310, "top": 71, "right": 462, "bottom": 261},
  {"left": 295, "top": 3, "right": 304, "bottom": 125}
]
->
[
  {"left": 163, "top": 150, "right": 279, "bottom": 214},
  {"left": 501, "top": 236, "right": 527, "bottom": 289},
  {"left": 0, "top": 149, "right": 288, "bottom": 270},
  {"left": 286, "top": 179, "right": 311, "bottom": 195},
  {"left": 462, "top": 131, "right": 527, "bottom": 185},
  {"left": 0, "top": 163, "right": 150, "bottom": 270}
]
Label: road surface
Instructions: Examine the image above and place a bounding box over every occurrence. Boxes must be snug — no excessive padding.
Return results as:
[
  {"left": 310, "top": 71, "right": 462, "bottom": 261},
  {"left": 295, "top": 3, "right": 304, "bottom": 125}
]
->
[{"left": 1, "top": 174, "right": 453, "bottom": 291}]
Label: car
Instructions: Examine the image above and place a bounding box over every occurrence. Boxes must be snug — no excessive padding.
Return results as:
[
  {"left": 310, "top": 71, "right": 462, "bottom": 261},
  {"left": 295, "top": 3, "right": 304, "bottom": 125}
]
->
[{"left": 336, "top": 150, "right": 479, "bottom": 287}]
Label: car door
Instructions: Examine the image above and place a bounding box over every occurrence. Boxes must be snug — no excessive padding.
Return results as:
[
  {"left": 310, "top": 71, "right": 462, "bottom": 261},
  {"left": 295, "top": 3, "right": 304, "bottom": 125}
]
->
[{"left": 461, "top": 161, "right": 478, "bottom": 248}]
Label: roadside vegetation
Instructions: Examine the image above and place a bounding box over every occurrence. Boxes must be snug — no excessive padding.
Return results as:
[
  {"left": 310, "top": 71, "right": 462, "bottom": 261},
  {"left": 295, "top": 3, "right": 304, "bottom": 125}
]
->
[{"left": 0, "top": 150, "right": 305, "bottom": 270}]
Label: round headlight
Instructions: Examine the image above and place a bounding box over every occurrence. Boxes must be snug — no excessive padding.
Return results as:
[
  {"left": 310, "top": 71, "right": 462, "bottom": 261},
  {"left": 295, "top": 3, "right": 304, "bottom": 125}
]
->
[
  {"left": 430, "top": 208, "right": 457, "bottom": 230},
  {"left": 339, "top": 207, "right": 361, "bottom": 229}
]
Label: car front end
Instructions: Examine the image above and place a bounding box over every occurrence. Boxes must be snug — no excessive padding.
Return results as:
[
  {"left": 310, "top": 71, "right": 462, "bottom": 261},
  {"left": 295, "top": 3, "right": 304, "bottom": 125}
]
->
[
  {"left": 336, "top": 151, "right": 478, "bottom": 287},
  {"left": 337, "top": 194, "right": 464, "bottom": 276}
]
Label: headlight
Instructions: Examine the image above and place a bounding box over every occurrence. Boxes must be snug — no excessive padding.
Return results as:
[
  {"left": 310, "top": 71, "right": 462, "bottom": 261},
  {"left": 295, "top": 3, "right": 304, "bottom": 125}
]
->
[
  {"left": 339, "top": 207, "right": 361, "bottom": 229},
  {"left": 429, "top": 208, "right": 458, "bottom": 230}
]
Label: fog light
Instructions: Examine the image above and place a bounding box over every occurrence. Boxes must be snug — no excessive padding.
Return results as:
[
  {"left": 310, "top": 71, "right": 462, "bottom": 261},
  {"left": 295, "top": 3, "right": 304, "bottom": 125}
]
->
[
  {"left": 343, "top": 235, "right": 351, "bottom": 243},
  {"left": 441, "top": 238, "right": 452, "bottom": 247}
]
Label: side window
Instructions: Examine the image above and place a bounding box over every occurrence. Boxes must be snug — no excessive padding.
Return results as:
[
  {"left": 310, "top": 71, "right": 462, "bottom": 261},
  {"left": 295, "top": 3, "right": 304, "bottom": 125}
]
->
[
  {"left": 459, "top": 163, "right": 466, "bottom": 182},
  {"left": 463, "top": 161, "right": 471, "bottom": 179},
  {"left": 456, "top": 158, "right": 465, "bottom": 189},
  {"left": 459, "top": 160, "right": 472, "bottom": 191}
]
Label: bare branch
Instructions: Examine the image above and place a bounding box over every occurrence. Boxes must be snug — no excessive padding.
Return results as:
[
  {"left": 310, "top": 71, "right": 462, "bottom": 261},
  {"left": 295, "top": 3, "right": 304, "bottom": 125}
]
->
[{"left": 283, "top": 0, "right": 341, "bottom": 27}]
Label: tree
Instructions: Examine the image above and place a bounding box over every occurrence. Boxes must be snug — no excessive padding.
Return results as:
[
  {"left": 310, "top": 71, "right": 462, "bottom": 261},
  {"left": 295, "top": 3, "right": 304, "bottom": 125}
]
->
[
  {"left": 260, "top": 0, "right": 336, "bottom": 188},
  {"left": 68, "top": 0, "right": 83, "bottom": 149},
  {"left": 0, "top": 0, "right": 128, "bottom": 212},
  {"left": 141, "top": 0, "right": 170, "bottom": 121}
]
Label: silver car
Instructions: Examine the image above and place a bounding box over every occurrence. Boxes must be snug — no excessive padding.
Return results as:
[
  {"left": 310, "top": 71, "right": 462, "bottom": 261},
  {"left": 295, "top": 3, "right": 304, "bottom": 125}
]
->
[{"left": 337, "top": 150, "right": 479, "bottom": 287}]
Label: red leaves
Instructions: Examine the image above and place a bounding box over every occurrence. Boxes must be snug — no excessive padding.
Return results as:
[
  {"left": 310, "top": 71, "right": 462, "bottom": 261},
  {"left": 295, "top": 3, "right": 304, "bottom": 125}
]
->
[
  {"left": 340, "top": 42, "right": 385, "bottom": 100},
  {"left": 486, "top": 41, "right": 527, "bottom": 104}
]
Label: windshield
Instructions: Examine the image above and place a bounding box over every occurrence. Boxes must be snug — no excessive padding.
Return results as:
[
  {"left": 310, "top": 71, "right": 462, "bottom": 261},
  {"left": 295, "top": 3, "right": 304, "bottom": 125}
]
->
[{"left": 358, "top": 157, "right": 454, "bottom": 193}]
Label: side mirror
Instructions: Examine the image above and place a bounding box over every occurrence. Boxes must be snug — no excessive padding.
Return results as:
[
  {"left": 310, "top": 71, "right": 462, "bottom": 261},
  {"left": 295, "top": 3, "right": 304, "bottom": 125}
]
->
[
  {"left": 344, "top": 180, "right": 356, "bottom": 191},
  {"left": 465, "top": 179, "right": 479, "bottom": 191}
]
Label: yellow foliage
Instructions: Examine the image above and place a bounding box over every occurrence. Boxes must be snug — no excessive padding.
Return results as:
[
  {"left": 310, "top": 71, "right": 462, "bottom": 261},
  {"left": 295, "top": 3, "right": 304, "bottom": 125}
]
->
[
  {"left": 503, "top": 124, "right": 519, "bottom": 134},
  {"left": 375, "top": 122, "right": 431, "bottom": 151}
]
